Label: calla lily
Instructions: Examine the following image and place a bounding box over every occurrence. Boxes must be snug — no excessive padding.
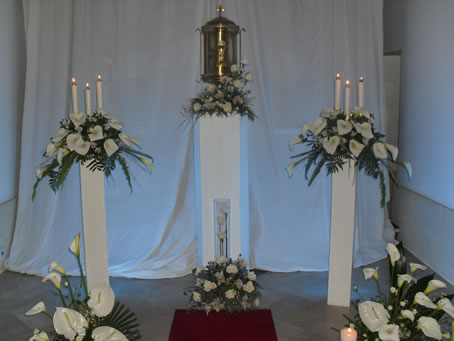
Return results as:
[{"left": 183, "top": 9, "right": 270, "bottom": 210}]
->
[
  {"left": 424, "top": 279, "right": 447, "bottom": 295},
  {"left": 70, "top": 233, "right": 80, "bottom": 257},
  {"left": 46, "top": 143, "right": 57, "bottom": 157},
  {"left": 384, "top": 142, "right": 398, "bottom": 161},
  {"left": 397, "top": 274, "right": 416, "bottom": 288},
  {"left": 415, "top": 292, "right": 437, "bottom": 309},
  {"left": 36, "top": 165, "right": 47, "bottom": 179},
  {"left": 127, "top": 136, "right": 141, "bottom": 147},
  {"left": 287, "top": 162, "right": 296, "bottom": 177},
  {"left": 119, "top": 133, "right": 131, "bottom": 147},
  {"left": 57, "top": 148, "right": 70, "bottom": 166},
  {"left": 108, "top": 119, "right": 123, "bottom": 131},
  {"left": 402, "top": 162, "right": 412, "bottom": 178},
  {"left": 358, "top": 301, "right": 390, "bottom": 332},
  {"left": 75, "top": 139, "right": 90, "bottom": 156},
  {"left": 87, "top": 285, "right": 115, "bottom": 317},
  {"left": 92, "top": 326, "right": 128, "bottom": 341},
  {"left": 42, "top": 272, "right": 62, "bottom": 290},
  {"left": 104, "top": 139, "right": 119, "bottom": 157},
  {"left": 386, "top": 243, "right": 400, "bottom": 266},
  {"left": 438, "top": 298, "right": 454, "bottom": 318},
  {"left": 349, "top": 139, "right": 365, "bottom": 157},
  {"left": 302, "top": 124, "right": 311, "bottom": 136},
  {"left": 378, "top": 324, "right": 400, "bottom": 341},
  {"left": 52, "top": 128, "right": 67, "bottom": 143},
  {"left": 354, "top": 122, "right": 374, "bottom": 138},
  {"left": 410, "top": 263, "right": 427, "bottom": 273},
  {"left": 310, "top": 118, "right": 327, "bottom": 136},
  {"left": 49, "top": 261, "right": 66, "bottom": 275},
  {"left": 418, "top": 316, "right": 442, "bottom": 340},
  {"left": 373, "top": 142, "right": 388, "bottom": 160},
  {"left": 401, "top": 309, "right": 415, "bottom": 321},
  {"left": 139, "top": 157, "right": 154, "bottom": 172},
  {"left": 53, "top": 307, "right": 88, "bottom": 341},
  {"left": 337, "top": 120, "right": 353, "bottom": 135},
  {"left": 25, "top": 301, "right": 47, "bottom": 316},
  {"left": 69, "top": 113, "right": 86, "bottom": 127},
  {"left": 89, "top": 125, "right": 104, "bottom": 141},
  {"left": 323, "top": 136, "right": 340, "bottom": 155},
  {"left": 30, "top": 329, "right": 49, "bottom": 341},
  {"left": 363, "top": 267, "right": 379, "bottom": 281},
  {"left": 66, "top": 133, "right": 82, "bottom": 151},
  {"left": 290, "top": 136, "right": 303, "bottom": 150}
]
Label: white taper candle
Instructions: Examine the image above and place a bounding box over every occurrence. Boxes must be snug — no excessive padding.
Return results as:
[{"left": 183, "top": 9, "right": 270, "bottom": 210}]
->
[
  {"left": 358, "top": 76, "right": 364, "bottom": 108},
  {"left": 85, "top": 83, "right": 92, "bottom": 115},
  {"left": 344, "top": 80, "right": 351, "bottom": 120},
  {"left": 96, "top": 75, "right": 103, "bottom": 110},
  {"left": 71, "top": 78, "right": 79, "bottom": 114},
  {"left": 335, "top": 73, "right": 341, "bottom": 110}
]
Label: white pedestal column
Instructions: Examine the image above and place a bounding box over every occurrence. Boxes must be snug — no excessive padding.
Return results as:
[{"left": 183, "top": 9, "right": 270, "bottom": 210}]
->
[
  {"left": 194, "top": 115, "right": 249, "bottom": 265},
  {"left": 80, "top": 164, "right": 110, "bottom": 290},
  {"left": 327, "top": 163, "right": 356, "bottom": 307}
]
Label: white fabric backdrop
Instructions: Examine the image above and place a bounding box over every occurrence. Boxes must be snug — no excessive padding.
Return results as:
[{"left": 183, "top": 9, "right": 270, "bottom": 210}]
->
[{"left": 8, "top": 0, "right": 387, "bottom": 278}]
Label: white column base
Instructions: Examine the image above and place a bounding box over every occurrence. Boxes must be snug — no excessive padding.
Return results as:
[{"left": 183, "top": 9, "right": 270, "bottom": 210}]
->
[
  {"left": 80, "top": 164, "right": 110, "bottom": 290},
  {"left": 327, "top": 163, "right": 356, "bottom": 307}
]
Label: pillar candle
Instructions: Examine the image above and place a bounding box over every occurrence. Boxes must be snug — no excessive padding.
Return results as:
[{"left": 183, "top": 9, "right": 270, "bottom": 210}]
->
[
  {"left": 344, "top": 80, "right": 351, "bottom": 120},
  {"left": 335, "top": 73, "right": 341, "bottom": 110},
  {"left": 96, "top": 75, "right": 103, "bottom": 110},
  {"left": 85, "top": 83, "right": 92, "bottom": 115},
  {"left": 71, "top": 77, "right": 79, "bottom": 114},
  {"left": 358, "top": 76, "right": 364, "bottom": 108},
  {"left": 340, "top": 327, "right": 357, "bottom": 341}
]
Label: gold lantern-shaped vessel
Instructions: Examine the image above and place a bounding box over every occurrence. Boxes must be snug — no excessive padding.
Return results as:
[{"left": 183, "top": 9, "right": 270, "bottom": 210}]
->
[{"left": 199, "top": 5, "right": 243, "bottom": 84}]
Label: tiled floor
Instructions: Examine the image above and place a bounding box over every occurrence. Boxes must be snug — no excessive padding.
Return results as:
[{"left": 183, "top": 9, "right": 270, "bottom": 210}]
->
[{"left": 1, "top": 252, "right": 451, "bottom": 340}]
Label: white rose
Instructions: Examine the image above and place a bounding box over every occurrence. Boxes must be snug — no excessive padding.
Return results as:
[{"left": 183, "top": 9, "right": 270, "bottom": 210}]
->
[
  {"left": 226, "top": 264, "right": 238, "bottom": 274},
  {"left": 193, "top": 102, "right": 201, "bottom": 112},
  {"left": 193, "top": 292, "right": 201, "bottom": 302},
  {"left": 247, "top": 272, "right": 256, "bottom": 281},
  {"left": 243, "top": 281, "right": 255, "bottom": 293},
  {"left": 223, "top": 102, "right": 232, "bottom": 113},
  {"left": 245, "top": 72, "right": 252, "bottom": 81},
  {"left": 230, "top": 64, "right": 238, "bottom": 72},
  {"left": 225, "top": 289, "right": 236, "bottom": 299},
  {"left": 233, "top": 80, "right": 244, "bottom": 88}
]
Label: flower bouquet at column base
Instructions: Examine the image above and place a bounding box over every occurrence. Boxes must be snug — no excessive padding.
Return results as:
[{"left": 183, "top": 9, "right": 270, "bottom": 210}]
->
[
  {"left": 287, "top": 107, "right": 412, "bottom": 207},
  {"left": 184, "top": 256, "right": 262, "bottom": 314},
  {"left": 26, "top": 234, "right": 142, "bottom": 341},
  {"left": 337, "top": 243, "right": 454, "bottom": 341}
]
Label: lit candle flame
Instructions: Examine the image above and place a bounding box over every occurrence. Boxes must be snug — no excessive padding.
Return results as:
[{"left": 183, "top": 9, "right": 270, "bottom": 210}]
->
[
  {"left": 86, "top": 83, "right": 90, "bottom": 90},
  {"left": 359, "top": 76, "right": 364, "bottom": 82},
  {"left": 72, "top": 77, "right": 76, "bottom": 85},
  {"left": 97, "top": 75, "right": 102, "bottom": 81},
  {"left": 345, "top": 80, "right": 350, "bottom": 87},
  {"left": 336, "top": 73, "right": 340, "bottom": 79}
]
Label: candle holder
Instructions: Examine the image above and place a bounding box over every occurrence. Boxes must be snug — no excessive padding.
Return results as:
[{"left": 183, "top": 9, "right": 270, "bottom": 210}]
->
[{"left": 214, "top": 199, "right": 230, "bottom": 258}]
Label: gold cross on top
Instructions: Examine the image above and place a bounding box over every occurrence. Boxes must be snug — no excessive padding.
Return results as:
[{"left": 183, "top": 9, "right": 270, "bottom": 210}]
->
[{"left": 217, "top": 5, "right": 224, "bottom": 17}]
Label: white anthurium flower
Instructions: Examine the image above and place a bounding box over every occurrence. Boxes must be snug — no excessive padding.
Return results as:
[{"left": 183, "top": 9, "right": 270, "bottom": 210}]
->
[
  {"left": 89, "top": 125, "right": 104, "bottom": 142},
  {"left": 49, "top": 261, "right": 66, "bottom": 275},
  {"left": 321, "top": 107, "right": 337, "bottom": 118},
  {"left": 401, "top": 309, "right": 415, "bottom": 321},
  {"left": 349, "top": 139, "right": 365, "bottom": 158},
  {"left": 57, "top": 148, "right": 70, "bottom": 166},
  {"left": 53, "top": 307, "right": 88, "bottom": 341},
  {"left": 231, "top": 64, "right": 238, "bottom": 72},
  {"left": 363, "top": 267, "right": 379, "bottom": 281},
  {"left": 74, "top": 139, "right": 90, "bottom": 156},
  {"left": 42, "top": 272, "right": 61, "bottom": 290},
  {"left": 46, "top": 143, "right": 57, "bottom": 157},
  {"left": 302, "top": 124, "right": 311, "bottom": 136},
  {"left": 52, "top": 128, "right": 67, "bottom": 143},
  {"left": 358, "top": 301, "right": 390, "bottom": 332},
  {"left": 415, "top": 292, "right": 437, "bottom": 309},
  {"left": 410, "top": 263, "right": 427, "bottom": 273},
  {"left": 384, "top": 142, "right": 398, "bottom": 161},
  {"left": 108, "top": 119, "right": 123, "bottom": 131},
  {"left": 233, "top": 79, "right": 244, "bottom": 88},
  {"left": 92, "top": 326, "right": 128, "bottom": 341},
  {"left": 337, "top": 120, "right": 353, "bottom": 135},
  {"left": 119, "top": 133, "right": 131, "bottom": 147},
  {"left": 286, "top": 162, "right": 296, "bottom": 178},
  {"left": 70, "top": 233, "right": 80, "bottom": 257},
  {"left": 438, "top": 298, "right": 454, "bottom": 318},
  {"left": 310, "top": 117, "right": 327, "bottom": 136},
  {"left": 354, "top": 122, "right": 374, "bottom": 139},
  {"left": 223, "top": 102, "right": 232, "bottom": 112},
  {"left": 373, "top": 142, "right": 388, "bottom": 160},
  {"left": 30, "top": 329, "right": 49, "bottom": 341},
  {"left": 323, "top": 136, "right": 340, "bottom": 155},
  {"left": 397, "top": 274, "right": 416, "bottom": 288},
  {"left": 290, "top": 136, "right": 303, "bottom": 150},
  {"left": 386, "top": 243, "right": 400, "bottom": 266},
  {"left": 88, "top": 284, "right": 115, "bottom": 317},
  {"left": 418, "top": 316, "right": 442, "bottom": 340},
  {"left": 424, "top": 280, "right": 447, "bottom": 295},
  {"left": 66, "top": 133, "right": 82, "bottom": 151},
  {"left": 378, "top": 324, "right": 400, "bottom": 341},
  {"left": 69, "top": 113, "right": 86, "bottom": 127},
  {"left": 104, "top": 139, "right": 119, "bottom": 157},
  {"left": 36, "top": 165, "right": 47, "bottom": 179},
  {"left": 402, "top": 162, "right": 412, "bottom": 178},
  {"left": 25, "top": 301, "right": 47, "bottom": 316}
]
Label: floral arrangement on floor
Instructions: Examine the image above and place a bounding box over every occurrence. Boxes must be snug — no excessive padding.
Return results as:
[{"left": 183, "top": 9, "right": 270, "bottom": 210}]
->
[
  {"left": 185, "top": 256, "right": 262, "bottom": 313},
  {"left": 182, "top": 59, "right": 257, "bottom": 123},
  {"left": 341, "top": 243, "right": 454, "bottom": 340},
  {"left": 26, "top": 234, "right": 141, "bottom": 341},
  {"left": 287, "top": 107, "right": 412, "bottom": 207}
]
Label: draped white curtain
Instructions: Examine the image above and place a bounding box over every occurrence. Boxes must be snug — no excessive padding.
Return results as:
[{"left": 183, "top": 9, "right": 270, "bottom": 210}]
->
[{"left": 7, "top": 0, "right": 386, "bottom": 278}]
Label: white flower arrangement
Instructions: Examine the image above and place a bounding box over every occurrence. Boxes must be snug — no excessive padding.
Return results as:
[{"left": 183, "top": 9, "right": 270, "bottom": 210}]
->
[
  {"left": 341, "top": 243, "right": 454, "bottom": 340},
  {"left": 32, "top": 109, "right": 153, "bottom": 200},
  {"left": 182, "top": 59, "right": 257, "bottom": 123},
  {"left": 288, "top": 107, "right": 412, "bottom": 207},
  {"left": 26, "top": 234, "right": 142, "bottom": 341},
  {"left": 185, "top": 256, "right": 262, "bottom": 314}
]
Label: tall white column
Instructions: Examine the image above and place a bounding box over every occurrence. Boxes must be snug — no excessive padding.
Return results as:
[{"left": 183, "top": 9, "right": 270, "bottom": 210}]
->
[
  {"left": 327, "top": 163, "right": 356, "bottom": 307},
  {"left": 79, "top": 164, "right": 110, "bottom": 290}
]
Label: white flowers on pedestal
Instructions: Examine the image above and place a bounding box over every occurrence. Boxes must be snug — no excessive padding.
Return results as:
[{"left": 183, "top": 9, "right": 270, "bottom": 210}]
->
[
  {"left": 418, "top": 316, "right": 442, "bottom": 340},
  {"left": 310, "top": 117, "right": 327, "bottom": 136},
  {"left": 358, "top": 301, "right": 390, "bottom": 332},
  {"left": 53, "top": 307, "right": 88, "bottom": 340},
  {"left": 378, "top": 324, "right": 400, "bottom": 341},
  {"left": 92, "top": 326, "right": 128, "bottom": 341},
  {"left": 87, "top": 285, "right": 115, "bottom": 317}
]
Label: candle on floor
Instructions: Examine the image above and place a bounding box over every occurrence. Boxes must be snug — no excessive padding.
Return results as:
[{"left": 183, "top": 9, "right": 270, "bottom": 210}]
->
[
  {"left": 344, "top": 80, "right": 351, "bottom": 120},
  {"left": 85, "top": 83, "right": 92, "bottom": 115},
  {"left": 71, "top": 77, "right": 79, "bottom": 114},
  {"left": 96, "top": 75, "right": 103, "bottom": 110},
  {"left": 340, "top": 327, "right": 357, "bottom": 341},
  {"left": 335, "top": 73, "right": 341, "bottom": 110},
  {"left": 357, "top": 76, "right": 364, "bottom": 108}
]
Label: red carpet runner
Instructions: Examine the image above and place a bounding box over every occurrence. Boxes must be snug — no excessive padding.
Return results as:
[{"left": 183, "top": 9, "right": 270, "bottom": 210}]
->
[{"left": 168, "top": 309, "right": 278, "bottom": 341}]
